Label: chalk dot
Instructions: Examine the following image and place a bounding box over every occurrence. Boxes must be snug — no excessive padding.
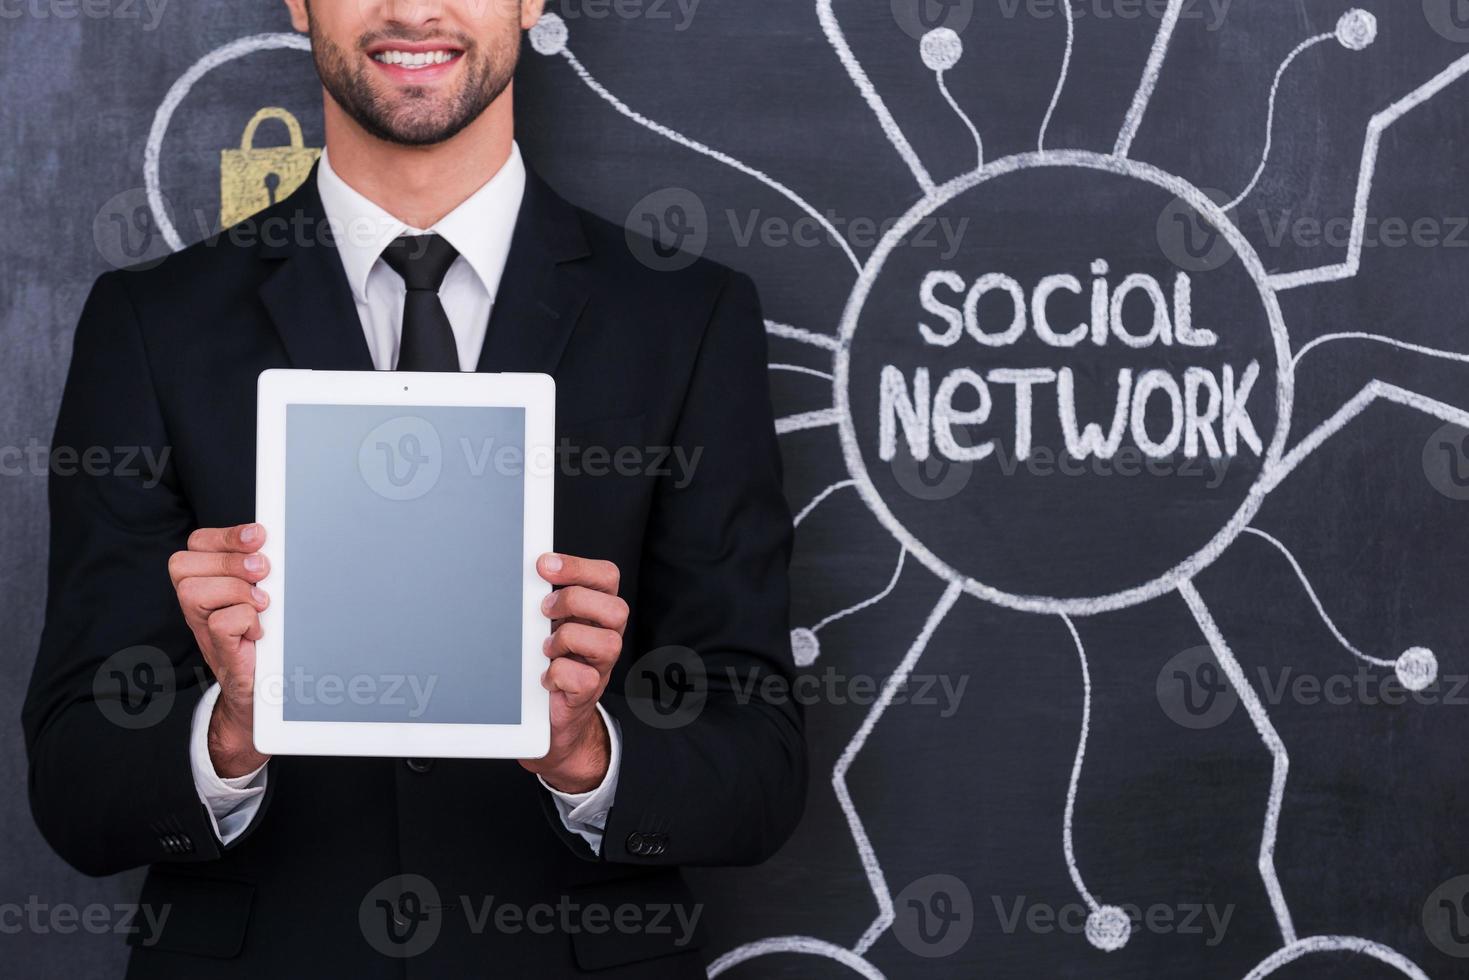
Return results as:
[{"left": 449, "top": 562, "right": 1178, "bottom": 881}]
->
[
  {"left": 1335, "top": 9, "right": 1377, "bottom": 51},
  {"left": 1085, "top": 906, "right": 1131, "bottom": 951},
  {"left": 1395, "top": 647, "right": 1438, "bottom": 692},
  {"left": 530, "top": 13, "right": 569, "bottom": 56},
  {"left": 791, "top": 627, "right": 820, "bottom": 668},
  {"left": 920, "top": 28, "right": 963, "bottom": 72}
]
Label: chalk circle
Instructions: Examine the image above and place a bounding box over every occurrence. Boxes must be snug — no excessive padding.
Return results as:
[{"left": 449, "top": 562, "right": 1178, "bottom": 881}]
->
[
  {"left": 1335, "top": 9, "right": 1378, "bottom": 51},
  {"left": 707, "top": 936, "right": 886, "bottom": 979},
  {"left": 530, "top": 12, "right": 569, "bottom": 56},
  {"left": 1085, "top": 905, "right": 1131, "bottom": 951},
  {"left": 1242, "top": 936, "right": 1431, "bottom": 979},
  {"left": 790, "top": 627, "right": 821, "bottom": 667},
  {"left": 920, "top": 28, "right": 964, "bottom": 72},
  {"left": 1395, "top": 646, "right": 1438, "bottom": 692},
  {"left": 833, "top": 151, "right": 1294, "bottom": 617},
  {"left": 145, "top": 33, "right": 314, "bottom": 254}
]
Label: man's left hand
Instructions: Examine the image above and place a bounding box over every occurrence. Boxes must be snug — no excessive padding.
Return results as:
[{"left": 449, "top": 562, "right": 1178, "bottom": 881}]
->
[{"left": 520, "top": 553, "right": 628, "bottom": 794}]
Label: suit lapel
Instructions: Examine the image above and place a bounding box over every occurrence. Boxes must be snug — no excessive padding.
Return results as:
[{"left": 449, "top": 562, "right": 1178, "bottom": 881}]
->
[
  {"left": 256, "top": 170, "right": 375, "bottom": 371},
  {"left": 475, "top": 169, "right": 590, "bottom": 375}
]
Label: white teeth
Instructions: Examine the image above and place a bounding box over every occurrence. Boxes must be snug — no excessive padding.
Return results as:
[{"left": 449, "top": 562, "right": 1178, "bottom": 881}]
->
[{"left": 372, "top": 49, "right": 456, "bottom": 68}]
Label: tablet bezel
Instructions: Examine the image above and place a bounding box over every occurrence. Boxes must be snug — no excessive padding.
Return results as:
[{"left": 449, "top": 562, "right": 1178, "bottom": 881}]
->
[{"left": 252, "top": 368, "right": 553, "bottom": 759}]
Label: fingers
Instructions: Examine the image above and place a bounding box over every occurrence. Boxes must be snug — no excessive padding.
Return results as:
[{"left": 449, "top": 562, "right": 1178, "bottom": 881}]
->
[
  {"left": 544, "top": 622, "right": 621, "bottom": 671},
  {"left": 540, "top": 586, "right": 628, "bottom": 633},
  {"left": 537, "top": 553, "right": 619, "bottom": 595},
  {"left": 186, "top": 523, "right": 266, "bottom": 555},
  {"left": 169, "top": 549, "right": 270, "bottom": 587},
  {"left": 206, "top": 602, "right": 263, "bottom": 660},
  {"left": 178, "top": 576, "right": 269, "bottom": 624},
  {"left": 542, "top": 656, "right": 603, "bottom": 709}
]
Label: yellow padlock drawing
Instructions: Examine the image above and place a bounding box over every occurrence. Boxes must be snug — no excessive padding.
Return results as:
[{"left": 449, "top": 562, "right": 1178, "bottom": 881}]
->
[{"left": 219, "top": 107, "right": 321, "bottom": 228}]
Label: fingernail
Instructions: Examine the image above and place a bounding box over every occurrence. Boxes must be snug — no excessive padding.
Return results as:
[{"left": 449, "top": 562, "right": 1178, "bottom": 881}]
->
[
  {"left": 542, "top": 635, "right": 552, "bottom": 656},
  {"left": 241, "top": 524, "right": 261, "bottom": 544},
  {"left": 543, "top": 553, "right": 563, "bottom": 573},
  {"left": 251, "top": 587, "right": 268, "bottom": 605},
  {"left": 244, "top": 555, "right": 265, "bottom": 573},
  {"left": 541, "top": 592, "right": 555, "bottom": 614}
]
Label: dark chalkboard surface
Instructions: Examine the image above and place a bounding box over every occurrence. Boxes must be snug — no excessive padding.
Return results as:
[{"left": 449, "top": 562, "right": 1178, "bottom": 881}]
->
[{"left": 7, "top": 1, "right": 1469, "bottom": 976}]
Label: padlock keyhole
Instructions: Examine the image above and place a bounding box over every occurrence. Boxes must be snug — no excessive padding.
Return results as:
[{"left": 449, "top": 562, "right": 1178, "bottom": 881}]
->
[{"left": 263, "top": 172, "right": 282, "bottom": 206}]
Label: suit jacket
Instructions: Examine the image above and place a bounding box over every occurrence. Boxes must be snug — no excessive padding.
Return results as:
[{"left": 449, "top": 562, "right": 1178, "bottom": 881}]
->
[{"left": 22, "top": 166, "right": 806, "bottom": 978}]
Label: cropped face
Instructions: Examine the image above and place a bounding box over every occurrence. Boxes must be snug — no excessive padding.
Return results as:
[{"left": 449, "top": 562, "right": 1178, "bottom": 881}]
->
[{"left": 287, "top": 0, "right": 543, "bottom": 146}]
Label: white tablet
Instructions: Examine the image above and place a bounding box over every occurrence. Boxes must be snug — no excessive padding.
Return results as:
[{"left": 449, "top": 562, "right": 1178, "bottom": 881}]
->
[{"left": 252, "top": 369, "right": 554, "bottom": 759}]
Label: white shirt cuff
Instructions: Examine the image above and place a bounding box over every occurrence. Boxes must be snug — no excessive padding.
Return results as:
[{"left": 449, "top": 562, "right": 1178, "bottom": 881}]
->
[
  {"left": 537, "top": 702, "right": 621, "bottom": 855},
  {"left": 189, "top": 683, "right": 268, "bottom": 845}
]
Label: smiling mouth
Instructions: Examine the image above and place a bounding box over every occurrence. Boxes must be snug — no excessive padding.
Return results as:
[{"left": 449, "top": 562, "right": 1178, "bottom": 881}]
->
[{"left": 370, "top": 48, "right": 464, "bottom": 69}]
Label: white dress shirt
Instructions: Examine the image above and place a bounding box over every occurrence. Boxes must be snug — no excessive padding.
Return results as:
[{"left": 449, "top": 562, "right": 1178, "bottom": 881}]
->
[{"left": 188, "top": 144, "right": 622, "bottom": 853}]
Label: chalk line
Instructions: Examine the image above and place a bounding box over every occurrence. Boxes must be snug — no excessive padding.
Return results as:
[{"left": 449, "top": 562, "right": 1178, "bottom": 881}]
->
[
  {"left": 814, "top": 547, "right": 906, "bottom": 633},
  {"left": 777, "top": 408, "right": 843, "bottom": 435},
  {"left": 1223, "top": 33, "right": 1334, "bottom": 212},
  {"left": 817, "top": 0, "right": 936, "bottom": 194},
  {"left": 846, "top": 582, "right": 963, "bottom": 954},
  {"left": 1242, "top": 935, "right": 1429, "bottom": 980},
  {"left": 794, "top": 479, "right": 856, "bottom": 528},
  {"left": 1179, "top": 580, "right": 1297, "bottom": 945},
  {"left": 937, "top": 70, "right": 984, "bottom": 169},
  {"left": 1241, "top": 527, "right": 1395, "bottom": 668},
  {"left": 1269, "top": 51, "right": 1469, "bottom": 291},
  {"left": 1264, "top": 379, "right": 1469, "bottom": 490},
  {"left": 1060, "top": 613, "right": 1100, "bottom": 912},
  {"left": 1293, "top": 331, "right": 1469, "bottom": 371},
  {"left": 1114, "top": 0, "right": 1184, "bottom": 158},
  {"left": 553, "top": 46, "right": 860, "bottom": 273},
  {"left": 766, "top": 319, "right": 841, "bottom": 352},
  {"left": 771, "top": 362, "right": 835, "bottom": 381},
  {"left": 1037, "top": 0, "right": 1075, "bottom": 152},
  {"left": 708, "top": 936, "right": 886, "bottom": 979}
]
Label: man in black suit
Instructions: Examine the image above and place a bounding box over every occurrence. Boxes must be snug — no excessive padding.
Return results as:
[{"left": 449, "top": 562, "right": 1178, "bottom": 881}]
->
[{"left": 22, "top": 0, "right": 805, "bottom": 975}]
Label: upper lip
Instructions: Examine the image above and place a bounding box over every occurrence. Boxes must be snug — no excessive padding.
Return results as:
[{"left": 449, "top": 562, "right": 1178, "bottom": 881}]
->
[{"left": 365, "top": 40, "right": 464, "bottom": 56}]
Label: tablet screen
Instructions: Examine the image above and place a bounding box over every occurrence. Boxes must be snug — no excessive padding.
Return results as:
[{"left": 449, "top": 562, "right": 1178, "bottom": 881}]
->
[{"left": 282, "top": 404, "right": 526, "bottom": 725}]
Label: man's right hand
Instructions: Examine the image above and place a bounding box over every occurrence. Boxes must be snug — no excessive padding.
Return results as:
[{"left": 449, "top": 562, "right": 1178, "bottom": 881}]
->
[{"left": 169, "top": 523, "right": 272, "bottom": 778}]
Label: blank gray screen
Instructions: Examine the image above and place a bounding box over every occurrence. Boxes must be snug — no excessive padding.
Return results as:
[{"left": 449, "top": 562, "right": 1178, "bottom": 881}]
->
[{"left": 283, "top": 404, "right": 525, "bottom": 725}]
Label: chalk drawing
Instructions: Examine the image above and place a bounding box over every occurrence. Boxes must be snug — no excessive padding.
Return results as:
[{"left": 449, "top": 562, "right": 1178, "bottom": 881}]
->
[{"left": 1037, "top": 0, "right": 1075, "bottom": 152}]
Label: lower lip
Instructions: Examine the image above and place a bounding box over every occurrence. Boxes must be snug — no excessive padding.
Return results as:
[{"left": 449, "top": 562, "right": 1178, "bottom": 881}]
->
[{"left": 369, "top": 53, "right": 463, "bottom": 84}]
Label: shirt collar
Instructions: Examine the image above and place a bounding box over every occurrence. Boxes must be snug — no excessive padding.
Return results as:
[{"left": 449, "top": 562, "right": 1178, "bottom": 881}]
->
[{"left": 316, "top": 142, "right": 527, "bottom": 304}]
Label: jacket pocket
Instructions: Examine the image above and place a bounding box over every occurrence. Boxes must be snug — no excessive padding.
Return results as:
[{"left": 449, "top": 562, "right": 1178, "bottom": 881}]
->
[
  {"left": 126, "top": 871, "right": 254, "bottom": 959},
  {"left": 565, "top": 873, "right": 707, "bottom": 973}
]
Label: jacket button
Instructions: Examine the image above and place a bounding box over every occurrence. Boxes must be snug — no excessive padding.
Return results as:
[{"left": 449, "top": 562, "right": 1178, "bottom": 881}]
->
[
  {"left": 626, "top": 832, "right": 645, "bottom": 854},
  {"left": 405, "top": 758, "right": 434, "bottom": 774}
]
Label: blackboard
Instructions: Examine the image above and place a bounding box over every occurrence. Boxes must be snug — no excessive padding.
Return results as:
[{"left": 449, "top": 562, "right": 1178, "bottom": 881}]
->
[{"left": 6, "top": 1, "right": 1469, "bottom": 976}]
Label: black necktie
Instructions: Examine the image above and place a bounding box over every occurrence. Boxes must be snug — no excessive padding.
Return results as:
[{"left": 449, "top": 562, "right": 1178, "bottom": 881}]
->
[{"left": 381, "top": 234, "right": 461, "bottom": 372}]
